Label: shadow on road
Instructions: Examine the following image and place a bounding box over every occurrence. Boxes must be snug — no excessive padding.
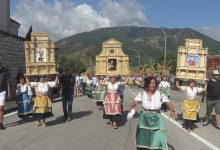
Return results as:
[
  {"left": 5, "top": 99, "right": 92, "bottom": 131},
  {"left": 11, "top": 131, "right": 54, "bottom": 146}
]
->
[
  {"left": 4, "top": 116, "right": 36, "bottom": 128},
  {"left": 72, "top": 111, "right": 93, "bottom": 119},
  {"left": 118, "top": 110, "right": 129, "bottom": 127},
  {"left": 168, "top": 143, "right": 175, "bottom": 150},
  {"left": 118, "top": 110, "right": 139, "bottom": 127},
  {"left": 47, "top": 116, "right": 66, "bottom": 126},
  {"left": 47, "top": 111, "right": 93, "bottom": 126}
]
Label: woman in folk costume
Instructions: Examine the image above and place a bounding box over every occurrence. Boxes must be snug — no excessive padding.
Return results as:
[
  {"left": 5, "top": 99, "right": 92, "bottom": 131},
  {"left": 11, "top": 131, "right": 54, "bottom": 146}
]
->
[
  {"left": 94, "top": 76, "right": 106, "bottom": 110},
  {"left": 85, "top": 75, "right": 93, "bottom": 98},
  {"left": 176, "top": 79, "right": 207, "bottom": 132},
  {"left": 99, "top": 74, "right": 127, "bottom": 129},
  {"left": 159, "top": 76, "right": 171, "bottom": 97},
  {"left": 128, "top": 76, "right": 176, "bottom": 150},
  {"left": 26, "top": 75, "right": 58, "bottom": 127},
  {"left": 16, "top": 76, "right": 33, "bottom": 121}
]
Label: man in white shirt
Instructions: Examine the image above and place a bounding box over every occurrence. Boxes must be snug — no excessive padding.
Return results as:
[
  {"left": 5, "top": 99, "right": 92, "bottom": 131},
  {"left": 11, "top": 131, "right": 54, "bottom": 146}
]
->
[
  {"left": 92, "top": 75, "right": 97, "bottom": 92},
  {"left": 80, "top": 74, "right": 87, "bottom": 96},
  {"left": 75, "top": 74, "right": 80, "bottom": 97}
]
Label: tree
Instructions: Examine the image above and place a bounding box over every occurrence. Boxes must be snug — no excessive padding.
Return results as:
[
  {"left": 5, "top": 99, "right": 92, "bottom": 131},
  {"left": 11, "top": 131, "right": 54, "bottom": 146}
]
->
[
  {"left": 58, "top": 55, "right": 87, "bottom": 73},
  {"left": 157, "top": 52, "right": 177, "bottom": 75}
]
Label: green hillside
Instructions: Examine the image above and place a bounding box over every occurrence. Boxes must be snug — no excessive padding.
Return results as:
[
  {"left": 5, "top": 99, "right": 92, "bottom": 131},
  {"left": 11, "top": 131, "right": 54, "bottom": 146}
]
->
[{"left": 55, "top": 26, "right": 220, "bottom": 66}]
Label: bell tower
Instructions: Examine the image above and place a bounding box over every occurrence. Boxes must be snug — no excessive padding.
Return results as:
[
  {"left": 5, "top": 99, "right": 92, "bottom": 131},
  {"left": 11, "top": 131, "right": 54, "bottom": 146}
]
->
[{"left": 0, "top": 0, "right": 10, "bottom": 32}]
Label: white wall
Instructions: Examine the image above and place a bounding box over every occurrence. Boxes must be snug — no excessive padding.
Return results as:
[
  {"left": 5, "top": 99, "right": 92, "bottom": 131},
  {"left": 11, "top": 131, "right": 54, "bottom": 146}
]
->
[{"left": 9, "top": 21, "right": 20, "bottom": 35}]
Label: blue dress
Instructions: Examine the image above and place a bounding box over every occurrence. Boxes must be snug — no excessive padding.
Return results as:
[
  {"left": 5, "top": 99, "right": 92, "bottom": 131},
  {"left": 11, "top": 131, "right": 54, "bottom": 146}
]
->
[{"left": 17, "top": 86, "right": 33, "bottom": 118}]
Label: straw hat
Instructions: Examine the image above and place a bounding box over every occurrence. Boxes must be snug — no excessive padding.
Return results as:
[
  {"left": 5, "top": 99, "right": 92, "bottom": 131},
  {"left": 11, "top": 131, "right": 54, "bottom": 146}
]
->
[{"left": 213, "top": 70, "right": 220, "bottom": 75}]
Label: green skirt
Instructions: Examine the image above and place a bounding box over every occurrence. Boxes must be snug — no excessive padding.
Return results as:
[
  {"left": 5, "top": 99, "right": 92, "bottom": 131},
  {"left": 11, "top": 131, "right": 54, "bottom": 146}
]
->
[
  {"left": 160, "top": 88, "right": 170, "bottom": 96},
  {"left": 85, "top": 84, "right": 92, "bottom": 95},
  {"left": 94, "top": 87, "right": 106, "bottom": 102},
  {"left": 136, "top": 111, "right": 168, "bottom": 150}
]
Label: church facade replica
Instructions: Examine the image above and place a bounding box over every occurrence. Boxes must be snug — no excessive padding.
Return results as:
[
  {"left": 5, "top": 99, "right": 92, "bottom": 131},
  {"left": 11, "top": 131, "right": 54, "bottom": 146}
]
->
[
  {"left": 24, "top": 32, "right": 57, "bottom": 75},
  {"left": 96, "top": 38, "right": 129, "bottom": 76},
  {"left": 176, "top": 39, "right": 208, "bottom": 80}
]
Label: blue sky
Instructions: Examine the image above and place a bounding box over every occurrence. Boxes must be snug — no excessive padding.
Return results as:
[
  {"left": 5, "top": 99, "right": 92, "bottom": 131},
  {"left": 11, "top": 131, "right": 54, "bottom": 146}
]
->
[
  {"left": 10, "top": 0, "right": 220, "bottom": 40},
  {"left": 142, "top": 0, "right": 220, "bottom": 28}
]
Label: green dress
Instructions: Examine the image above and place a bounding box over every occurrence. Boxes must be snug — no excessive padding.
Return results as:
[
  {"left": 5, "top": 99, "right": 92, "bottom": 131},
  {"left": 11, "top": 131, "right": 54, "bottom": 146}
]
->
[
  {"left": 160, "top": 88, "right": 170, "bottom": 97},
  {"left": 94, "top": 86, "right": 106, "bottom": 102},
  {"left": 136, "top": 110, "right": 168, "bottom": 150},
  {"left": 85, "top": 83, "right": 92, "bottom": 95}
]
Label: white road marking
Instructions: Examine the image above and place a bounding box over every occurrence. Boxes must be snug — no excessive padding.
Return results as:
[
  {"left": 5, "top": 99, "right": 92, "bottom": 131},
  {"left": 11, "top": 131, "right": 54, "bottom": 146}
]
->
[
  {"left": 127, "top": 88, "right": 220, "bottom": 150},
  {"left": 4, "top": 111, "right": 17, "bottom": 117},
  {"left": 162, "top": 114, "right": 220, "bottom": 150},
  {"left": 53, "top": 97, "right": 62, "bottom": 101}
]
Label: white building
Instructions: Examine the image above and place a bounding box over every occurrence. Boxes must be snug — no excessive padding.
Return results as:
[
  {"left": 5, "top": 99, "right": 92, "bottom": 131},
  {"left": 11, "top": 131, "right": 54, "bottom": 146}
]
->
[{"left": 0, "top": 0, "right": 20, "bottom": 35}]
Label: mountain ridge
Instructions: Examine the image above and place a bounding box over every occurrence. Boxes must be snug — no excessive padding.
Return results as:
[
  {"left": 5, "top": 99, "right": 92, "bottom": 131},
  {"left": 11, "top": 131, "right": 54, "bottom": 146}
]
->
[{"left": 55, "top": 26, "right": 220, "bottom": 66}]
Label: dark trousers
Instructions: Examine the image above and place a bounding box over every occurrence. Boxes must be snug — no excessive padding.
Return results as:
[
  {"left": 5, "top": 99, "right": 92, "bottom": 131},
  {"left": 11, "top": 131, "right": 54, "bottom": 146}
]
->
[
  {"left": 185, "top": 119, "right": 194, "bottom": 129},
  {"left": 18, "top": 114, "right": 29, "bottom": 120},
  {"left": 103, "top": 111, "right": 119, "bottom": 122},
  {"left": 35, "top": 114, "right": 46, "bottom": 123},
  {"left": 96, "top": 101, "right": 103, "bottom": 106},
  {"left": 62, "top": 95, "right": 73, "bottom": 118},
  {"left": 119, "top": 95, "right": 124, "bottom": 111},
  {"left": 110, "top": 115, "right": 119, "bottom": 122},
  {"left": 185, "top": 113, "right": 199, "bottom": 129}
]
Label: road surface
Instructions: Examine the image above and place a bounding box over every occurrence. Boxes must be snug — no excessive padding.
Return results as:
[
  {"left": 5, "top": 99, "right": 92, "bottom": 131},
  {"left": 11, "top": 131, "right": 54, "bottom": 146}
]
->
[{"left": 1, "top": 87, "right": 220, "bottom": 150}]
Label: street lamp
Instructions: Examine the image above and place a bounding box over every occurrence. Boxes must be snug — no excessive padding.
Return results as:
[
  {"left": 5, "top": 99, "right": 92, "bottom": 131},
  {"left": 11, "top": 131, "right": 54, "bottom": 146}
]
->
[
  {"left": 143, "top": 24, "right": 167, "bottom": 63},
  {"left": 54, "top": 48, "right": 59, "bottom": 72},
  {"left": 158, "top": 27, "right": 167, "bottom": 63},
  {"left": 128, "top": 48, "right": 141, "bottom": 66}
]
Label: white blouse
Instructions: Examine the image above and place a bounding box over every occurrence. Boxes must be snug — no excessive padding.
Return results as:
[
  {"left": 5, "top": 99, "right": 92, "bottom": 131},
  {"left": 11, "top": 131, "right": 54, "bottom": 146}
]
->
[
  {"left": 86, "top": 79, "right": 92, "bottom": 84},
  {"left": 16, "top": 84, "right": 33, "bottom": 96},
  {"left": 30, "top": 82, "right": 56, "bottom": 93},
  {"left": 96, "top": 79, "right": 104, "bottom": 86},
  {"left": 159, "top": 81, "right": 170, "bottom": 89},
  {"left": 179, "top": 86, "right": 204, "bottom": 100},
  {"left": 106, "top": 82, "right": 121, "bottom": 91},
  {"left": 134, "top": 91, "right": 169, "bottom": 110}
]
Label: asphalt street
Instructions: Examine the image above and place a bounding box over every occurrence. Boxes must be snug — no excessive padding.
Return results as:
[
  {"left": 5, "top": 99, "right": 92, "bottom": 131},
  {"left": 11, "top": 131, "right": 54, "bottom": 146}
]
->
[{"left": 0, "top": 87, "right": 219, "bottom": 150}]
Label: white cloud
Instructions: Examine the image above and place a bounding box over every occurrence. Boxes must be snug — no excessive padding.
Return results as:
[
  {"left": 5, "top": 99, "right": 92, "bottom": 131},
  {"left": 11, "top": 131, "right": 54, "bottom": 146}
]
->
[
  {"left": 195, "top": 26, "right": 220, "bottom": 42},
  {"left": 99, "top": 0, "right": 147, "bottom": 26},
  {"left": 12, "top": 0, "right": 148, "bottom": 40}
]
